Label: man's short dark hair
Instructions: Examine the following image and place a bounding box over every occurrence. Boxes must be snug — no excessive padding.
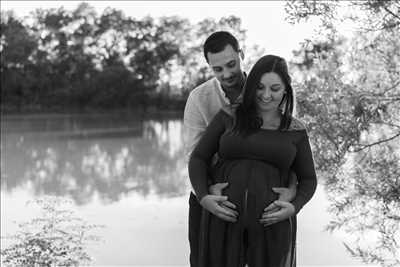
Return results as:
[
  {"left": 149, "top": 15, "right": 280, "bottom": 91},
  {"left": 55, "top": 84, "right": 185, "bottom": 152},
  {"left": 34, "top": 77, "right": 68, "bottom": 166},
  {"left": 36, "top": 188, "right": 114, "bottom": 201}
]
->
[{"left": 203, "top": 31, "right": 240, "bottom": 62}]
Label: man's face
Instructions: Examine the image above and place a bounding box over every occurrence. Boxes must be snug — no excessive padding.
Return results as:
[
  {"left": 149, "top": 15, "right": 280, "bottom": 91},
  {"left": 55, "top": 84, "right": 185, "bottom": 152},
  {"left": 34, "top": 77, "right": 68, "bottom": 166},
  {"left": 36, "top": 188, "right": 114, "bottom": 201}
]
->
[{"left": 207, "top": 44, "right": 244, "bottom": 90}]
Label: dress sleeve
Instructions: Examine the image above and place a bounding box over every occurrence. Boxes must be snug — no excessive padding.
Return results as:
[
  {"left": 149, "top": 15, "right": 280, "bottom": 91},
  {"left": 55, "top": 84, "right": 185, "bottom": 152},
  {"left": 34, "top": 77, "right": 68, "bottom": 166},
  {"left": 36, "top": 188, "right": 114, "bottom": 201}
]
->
[
  {"left": 188, "top": 110, "right": 228, "bottom": 202},
  {"left": 290, "top": 130, "right": 318, "bottom": 214},
  {"left": 183, "top": 92, "right": 207, "bottom": 161}
]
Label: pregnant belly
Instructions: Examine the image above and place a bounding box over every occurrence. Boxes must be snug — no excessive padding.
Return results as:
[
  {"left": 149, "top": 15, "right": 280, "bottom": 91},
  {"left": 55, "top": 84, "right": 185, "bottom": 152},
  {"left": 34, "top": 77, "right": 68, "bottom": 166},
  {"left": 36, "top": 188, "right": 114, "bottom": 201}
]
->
[{"left": 213, "top": 159, "right": 282, "bottom": 221}]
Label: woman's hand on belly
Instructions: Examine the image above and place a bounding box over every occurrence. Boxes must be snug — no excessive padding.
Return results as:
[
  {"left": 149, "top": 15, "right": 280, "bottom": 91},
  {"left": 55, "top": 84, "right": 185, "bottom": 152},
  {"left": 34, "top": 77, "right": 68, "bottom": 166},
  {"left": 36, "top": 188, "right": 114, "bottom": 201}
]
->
[
  {"left": 209, "top": 182, "right": 238, "bottom": 214},
  {"left": 263, "top": 187, "right": 296, "bottom": 214},
  {"left": 200, "top": 195, "right": 239, "bottom": 223},
  {"left": 259, "top": 200, "right": 295, "bottom": 227}
]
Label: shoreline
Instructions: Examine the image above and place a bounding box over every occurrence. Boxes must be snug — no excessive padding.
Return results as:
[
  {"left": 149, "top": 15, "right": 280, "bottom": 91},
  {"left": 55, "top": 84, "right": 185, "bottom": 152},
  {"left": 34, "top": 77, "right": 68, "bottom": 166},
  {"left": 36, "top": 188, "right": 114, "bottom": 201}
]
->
[{"left": 0, "top": 107, "right": 184, "bottom": 118}]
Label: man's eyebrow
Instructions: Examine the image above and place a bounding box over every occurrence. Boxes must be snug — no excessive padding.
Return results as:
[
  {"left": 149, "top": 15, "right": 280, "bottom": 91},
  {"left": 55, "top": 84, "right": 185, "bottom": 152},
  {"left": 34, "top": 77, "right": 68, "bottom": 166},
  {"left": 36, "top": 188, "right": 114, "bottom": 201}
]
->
[{"left": 225, "top": 60, "right": 236, "bottom": 65}]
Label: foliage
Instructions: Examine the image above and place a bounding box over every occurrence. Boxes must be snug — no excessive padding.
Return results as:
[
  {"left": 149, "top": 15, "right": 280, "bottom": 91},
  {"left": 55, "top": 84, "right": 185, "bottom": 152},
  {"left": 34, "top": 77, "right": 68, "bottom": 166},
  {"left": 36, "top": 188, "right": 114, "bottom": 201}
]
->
[
  {"left": 286, "top": 1, "right": 400, "bottom": 266},
  {"left": 326, "top": 139, "right": 400, "bottom": 266},
  {"left": 285, "top": 0, "right": 400, "bottom": 31},
  {"left": 0, "top": 196, "right": 104, "bottom": 267},
  {"left": 1, "top": 3, "right": 258, "bottom": 112}
]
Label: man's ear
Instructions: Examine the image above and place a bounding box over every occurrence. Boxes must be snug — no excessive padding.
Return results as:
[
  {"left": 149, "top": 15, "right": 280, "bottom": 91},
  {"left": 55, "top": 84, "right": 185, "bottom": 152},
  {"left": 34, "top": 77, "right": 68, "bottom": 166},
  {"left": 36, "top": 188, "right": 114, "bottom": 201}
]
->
[{"left": 239, "top": 49, "right": 244, "bottom": 60}]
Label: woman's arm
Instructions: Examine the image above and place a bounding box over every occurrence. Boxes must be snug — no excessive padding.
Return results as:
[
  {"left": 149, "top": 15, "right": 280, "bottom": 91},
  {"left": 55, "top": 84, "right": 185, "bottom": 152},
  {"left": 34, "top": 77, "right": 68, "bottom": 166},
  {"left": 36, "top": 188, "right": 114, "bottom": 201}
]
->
[
  {"left": 188, "top": 110, "right": 228, "bottom": 202},
  {"left": 189, "top": 110, "right": 239, "bottom": 222},
  {"left": 260, "top": 129, "right": 317, "bottom": 226},
  {"left": 290, "top": 130, "right": 318, "bottom": 214}
]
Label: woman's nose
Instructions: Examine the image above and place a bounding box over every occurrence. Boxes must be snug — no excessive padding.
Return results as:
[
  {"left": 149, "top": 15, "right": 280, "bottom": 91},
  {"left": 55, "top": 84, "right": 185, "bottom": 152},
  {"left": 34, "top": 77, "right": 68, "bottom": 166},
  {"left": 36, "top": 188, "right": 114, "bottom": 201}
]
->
[{"left": 262, "top": 89, "right": 272, "bottom": 98}]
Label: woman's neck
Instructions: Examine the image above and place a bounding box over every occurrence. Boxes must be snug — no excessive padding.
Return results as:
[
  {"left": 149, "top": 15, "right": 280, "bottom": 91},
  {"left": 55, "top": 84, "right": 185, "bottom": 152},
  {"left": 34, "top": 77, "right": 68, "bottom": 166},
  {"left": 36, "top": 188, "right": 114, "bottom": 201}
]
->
[{"left": 259, "top": 109, "right": 282, "bottom": 128}]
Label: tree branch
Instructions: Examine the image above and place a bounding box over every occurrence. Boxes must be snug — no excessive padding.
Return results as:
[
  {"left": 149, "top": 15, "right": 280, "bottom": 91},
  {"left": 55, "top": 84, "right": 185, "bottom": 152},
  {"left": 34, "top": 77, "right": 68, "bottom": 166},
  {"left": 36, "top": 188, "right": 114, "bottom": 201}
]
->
[
  {"left": 382, "top": 80, "right": 400, "bottom": 95},
  {"left": 383, "top": 6, "right": 400, "bottom": 22},
  {"left": 353, "top": 132, "right": 400, "bottom": 152}
]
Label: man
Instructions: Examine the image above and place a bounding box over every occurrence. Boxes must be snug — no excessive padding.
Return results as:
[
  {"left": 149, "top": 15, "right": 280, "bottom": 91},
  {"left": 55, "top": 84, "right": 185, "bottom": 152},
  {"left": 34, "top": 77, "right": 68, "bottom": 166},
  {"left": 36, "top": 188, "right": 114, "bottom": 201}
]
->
[{"left": 183, "top": 31, "right": 297, "bottom": 267}]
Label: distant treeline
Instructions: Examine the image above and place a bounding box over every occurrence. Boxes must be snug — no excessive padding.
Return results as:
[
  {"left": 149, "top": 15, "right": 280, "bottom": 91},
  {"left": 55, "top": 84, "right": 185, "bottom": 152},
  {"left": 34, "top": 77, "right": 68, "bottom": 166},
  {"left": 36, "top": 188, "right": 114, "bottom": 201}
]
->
[
  {"left": 1, "top": 3, "right": 263, "bottom": 113},
  {"left": 2, "top": 1, "right": 399, "bottom": 264}
]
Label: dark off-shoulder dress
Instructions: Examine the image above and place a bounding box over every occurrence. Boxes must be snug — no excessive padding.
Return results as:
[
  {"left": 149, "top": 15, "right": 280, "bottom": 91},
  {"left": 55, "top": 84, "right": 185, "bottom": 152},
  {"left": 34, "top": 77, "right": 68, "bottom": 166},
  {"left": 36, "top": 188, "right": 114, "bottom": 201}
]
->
[{"left": 189, "top": 110, "right": 317, "bottom": 267}]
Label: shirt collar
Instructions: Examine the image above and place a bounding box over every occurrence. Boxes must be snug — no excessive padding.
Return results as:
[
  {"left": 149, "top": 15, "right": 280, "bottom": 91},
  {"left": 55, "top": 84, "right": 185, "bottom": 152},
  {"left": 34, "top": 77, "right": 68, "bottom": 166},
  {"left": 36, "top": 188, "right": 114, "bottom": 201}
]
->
[
  {"left": 216, "top": 72, "right": 247, "bottom": 106},
  {"left": 231, "top": 72, "right": 247, "bottom": 106}
]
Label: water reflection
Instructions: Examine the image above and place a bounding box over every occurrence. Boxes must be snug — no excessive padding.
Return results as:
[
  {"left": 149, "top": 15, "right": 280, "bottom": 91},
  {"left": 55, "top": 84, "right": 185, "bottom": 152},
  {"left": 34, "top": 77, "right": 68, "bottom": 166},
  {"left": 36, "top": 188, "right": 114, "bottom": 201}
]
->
[
  {"left": 2, "top": 113, "right": 397, "bottom": 265},
  {"left": 1, "top": 114, "right": 189, "bottom": 205}
]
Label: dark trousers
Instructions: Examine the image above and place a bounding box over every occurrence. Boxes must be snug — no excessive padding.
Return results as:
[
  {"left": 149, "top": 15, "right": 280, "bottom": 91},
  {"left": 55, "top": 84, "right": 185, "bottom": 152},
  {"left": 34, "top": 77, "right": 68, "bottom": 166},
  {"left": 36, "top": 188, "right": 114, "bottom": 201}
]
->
[{"left": 188, "top": 192, "right": 202, "bottom": 267}]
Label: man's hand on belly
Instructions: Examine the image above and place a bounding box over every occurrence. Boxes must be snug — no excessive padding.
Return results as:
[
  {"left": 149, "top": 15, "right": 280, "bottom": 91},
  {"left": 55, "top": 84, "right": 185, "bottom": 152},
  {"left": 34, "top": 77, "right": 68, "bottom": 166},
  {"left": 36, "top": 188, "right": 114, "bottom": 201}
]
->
[
  {"left": 262, "top": 186, "right": 296, "bottom": 215},
  {"left": 209, "top": 182, "right": 228, "bottom": 196},
  {"left": 200, "top": 195, "right": 239, "bottom": 222},
  {"left": 209, "top": 182, "right": 238, "bottom": 216},
  {"left": 259, "top": 201, "right": 295, "bottom": 227},
  {"left": 273, "top": 187, "right": 296, "bottom": 202}
]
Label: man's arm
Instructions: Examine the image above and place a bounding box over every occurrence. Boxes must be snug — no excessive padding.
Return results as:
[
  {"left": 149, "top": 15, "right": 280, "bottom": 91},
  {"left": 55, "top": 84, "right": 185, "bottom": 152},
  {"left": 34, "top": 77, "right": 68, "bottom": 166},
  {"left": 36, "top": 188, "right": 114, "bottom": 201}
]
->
[
  {"left": 183, "top": 92, "right": 222, "bottom": 190},
  {"left": 183, "top": 92, "right": 206, "bottom": 160},
  {"left": 183, "top": 92, "right": 237, "bottom": 218}
]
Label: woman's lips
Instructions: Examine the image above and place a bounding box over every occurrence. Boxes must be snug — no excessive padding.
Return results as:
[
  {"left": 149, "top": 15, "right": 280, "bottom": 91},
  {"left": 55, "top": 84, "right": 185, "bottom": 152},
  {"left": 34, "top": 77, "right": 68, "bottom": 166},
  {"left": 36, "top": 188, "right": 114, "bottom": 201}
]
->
[{"left": 258, "top": 97, "right": 272, "bottom": 104}]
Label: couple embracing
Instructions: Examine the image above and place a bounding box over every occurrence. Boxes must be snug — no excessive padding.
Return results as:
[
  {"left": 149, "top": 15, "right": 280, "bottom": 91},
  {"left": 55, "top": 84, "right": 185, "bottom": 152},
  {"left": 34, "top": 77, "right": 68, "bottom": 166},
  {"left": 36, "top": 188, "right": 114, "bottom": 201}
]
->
[{"left": 184, "top": 31, "right": 317, "bottom": 267}]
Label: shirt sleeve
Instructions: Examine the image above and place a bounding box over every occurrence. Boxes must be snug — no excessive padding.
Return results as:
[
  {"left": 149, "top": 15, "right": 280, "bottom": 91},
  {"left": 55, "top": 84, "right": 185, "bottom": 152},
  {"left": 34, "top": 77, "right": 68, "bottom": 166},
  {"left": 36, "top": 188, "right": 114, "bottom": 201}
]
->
[
  {"left": 188, "top": 110, "right": 228, "bottom": 202},
  {"left": 183, "top": 92, "right": 207, "bottom": 162},
  {"left": 290, "top": 130, "right": 318, "bottom": 214}
]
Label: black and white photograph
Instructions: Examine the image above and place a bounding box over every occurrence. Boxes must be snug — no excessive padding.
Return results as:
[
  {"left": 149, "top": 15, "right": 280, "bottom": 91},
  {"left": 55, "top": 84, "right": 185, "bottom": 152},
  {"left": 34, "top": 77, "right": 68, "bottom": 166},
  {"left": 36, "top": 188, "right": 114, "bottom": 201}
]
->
[{"left": 1, "top": 1, "right": 399, "bottom": 266}]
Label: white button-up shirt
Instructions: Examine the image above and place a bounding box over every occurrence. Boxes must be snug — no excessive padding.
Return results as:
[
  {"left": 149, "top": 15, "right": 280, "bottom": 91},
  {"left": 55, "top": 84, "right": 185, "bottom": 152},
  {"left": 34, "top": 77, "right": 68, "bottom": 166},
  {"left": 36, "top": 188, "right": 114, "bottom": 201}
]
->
[{"left": 183, "top": 77, "right": 241, "bottom": 160}]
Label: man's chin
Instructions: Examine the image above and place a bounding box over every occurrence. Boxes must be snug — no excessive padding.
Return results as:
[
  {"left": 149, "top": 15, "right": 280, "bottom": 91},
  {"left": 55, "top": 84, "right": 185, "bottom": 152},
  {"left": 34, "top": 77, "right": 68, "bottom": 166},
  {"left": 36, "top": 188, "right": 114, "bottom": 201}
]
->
[{"left": 222, "top": 81, "right": 239, "bottom": 90}]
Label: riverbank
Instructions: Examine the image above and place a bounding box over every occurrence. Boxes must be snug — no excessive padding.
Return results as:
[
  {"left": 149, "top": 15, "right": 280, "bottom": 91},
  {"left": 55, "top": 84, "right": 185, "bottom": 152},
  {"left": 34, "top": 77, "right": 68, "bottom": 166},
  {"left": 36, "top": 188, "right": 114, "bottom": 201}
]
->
[{"left": 0, "top": 105, "right": 184, "bottom": 118}]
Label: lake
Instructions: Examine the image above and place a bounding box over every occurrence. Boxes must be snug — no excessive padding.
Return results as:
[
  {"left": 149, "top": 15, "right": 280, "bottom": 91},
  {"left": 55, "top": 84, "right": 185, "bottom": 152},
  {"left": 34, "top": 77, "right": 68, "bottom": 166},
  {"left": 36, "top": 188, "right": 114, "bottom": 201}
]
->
[{"left": 0, "top": 113, "right": 374, "bottom": 266}]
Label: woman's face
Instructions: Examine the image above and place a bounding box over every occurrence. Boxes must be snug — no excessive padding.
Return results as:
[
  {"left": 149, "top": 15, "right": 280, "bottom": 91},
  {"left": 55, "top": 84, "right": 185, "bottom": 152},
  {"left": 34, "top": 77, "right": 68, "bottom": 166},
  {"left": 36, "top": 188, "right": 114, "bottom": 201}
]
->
[{"left": 255, "top": 72, "right": 286, "bottom": 113}]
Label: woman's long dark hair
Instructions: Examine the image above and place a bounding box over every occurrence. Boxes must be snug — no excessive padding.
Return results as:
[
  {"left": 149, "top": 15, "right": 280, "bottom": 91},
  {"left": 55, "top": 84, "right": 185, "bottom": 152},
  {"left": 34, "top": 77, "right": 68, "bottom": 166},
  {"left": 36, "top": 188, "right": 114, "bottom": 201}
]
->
[{"left": 233, "top": 55, "right": 294, "bottom": 136}]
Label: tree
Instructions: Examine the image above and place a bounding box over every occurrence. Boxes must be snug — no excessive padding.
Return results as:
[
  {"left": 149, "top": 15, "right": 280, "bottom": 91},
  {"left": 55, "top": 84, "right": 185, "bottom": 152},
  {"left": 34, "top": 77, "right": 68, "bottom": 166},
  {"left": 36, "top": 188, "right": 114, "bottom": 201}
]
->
[
  {"left": 285, "top": 1, "right": 400, "bottom": 265},
  {"left": 0, "top": 11, "right": 38, "bottom": 110},
  {"left": 1, "top": 3, "right": 260, "bottom": 111}
]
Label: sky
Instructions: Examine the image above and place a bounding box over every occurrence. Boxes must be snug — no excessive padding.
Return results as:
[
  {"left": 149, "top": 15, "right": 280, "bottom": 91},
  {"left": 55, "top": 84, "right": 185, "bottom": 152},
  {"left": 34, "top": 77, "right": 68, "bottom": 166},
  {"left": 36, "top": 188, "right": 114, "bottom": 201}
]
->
[{"left": 1, "top": 0, "right": 323, "bottom": 60}]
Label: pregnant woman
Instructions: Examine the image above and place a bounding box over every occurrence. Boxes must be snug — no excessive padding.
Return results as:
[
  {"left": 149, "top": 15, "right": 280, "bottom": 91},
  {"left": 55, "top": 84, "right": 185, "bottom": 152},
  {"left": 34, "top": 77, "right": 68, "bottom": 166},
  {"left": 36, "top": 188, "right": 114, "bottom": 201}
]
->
[{"left": 189, "top": 55, "right": 317, "bottom": 267}]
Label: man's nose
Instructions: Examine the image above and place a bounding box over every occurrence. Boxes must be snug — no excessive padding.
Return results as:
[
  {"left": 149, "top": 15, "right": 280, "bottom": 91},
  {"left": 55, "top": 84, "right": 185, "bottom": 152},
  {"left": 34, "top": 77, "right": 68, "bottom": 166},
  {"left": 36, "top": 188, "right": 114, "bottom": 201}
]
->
[{"left": 222, "top": 69, "right": 233, "bottom": 79}]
